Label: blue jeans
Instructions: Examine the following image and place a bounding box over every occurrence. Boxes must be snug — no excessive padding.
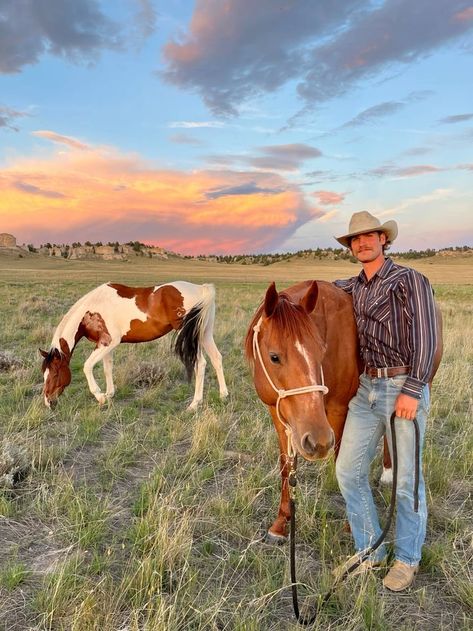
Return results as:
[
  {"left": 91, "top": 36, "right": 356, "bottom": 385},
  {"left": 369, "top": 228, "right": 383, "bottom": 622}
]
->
[{"left": 335, "top": 373, "right": 429, "bottom": 566}]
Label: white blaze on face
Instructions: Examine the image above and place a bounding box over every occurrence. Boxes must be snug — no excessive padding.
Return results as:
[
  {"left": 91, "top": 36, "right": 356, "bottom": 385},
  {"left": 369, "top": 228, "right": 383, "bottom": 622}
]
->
[
  {"left": 43, "top": 368, "right": 51, "bottom": 407},
  {"left": 295, "top": 340, "right": 317, "bottom": 383}
]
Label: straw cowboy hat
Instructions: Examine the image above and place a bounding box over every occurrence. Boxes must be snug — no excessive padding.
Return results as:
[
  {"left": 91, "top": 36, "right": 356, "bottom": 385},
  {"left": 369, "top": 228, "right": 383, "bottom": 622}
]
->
[{"left": 335, "top": 211, "right": 398, "bottom": 248}]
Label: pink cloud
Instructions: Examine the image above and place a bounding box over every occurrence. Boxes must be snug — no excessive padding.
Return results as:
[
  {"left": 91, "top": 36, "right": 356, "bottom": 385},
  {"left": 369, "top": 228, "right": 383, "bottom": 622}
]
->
[{"left": 313, "top": 190, "right": 345, "bottom": 205}]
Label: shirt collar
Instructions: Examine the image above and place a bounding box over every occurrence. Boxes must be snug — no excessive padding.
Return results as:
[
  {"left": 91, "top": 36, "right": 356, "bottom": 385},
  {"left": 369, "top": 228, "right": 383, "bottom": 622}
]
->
[{"left": 359, "top": 257, "right": 393, "bottom": 283}]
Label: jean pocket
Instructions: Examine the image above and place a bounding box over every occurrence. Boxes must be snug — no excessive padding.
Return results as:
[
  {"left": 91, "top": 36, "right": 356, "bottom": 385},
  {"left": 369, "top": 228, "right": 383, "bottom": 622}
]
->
[{"left": 388, "top": 374, "right": 407, "bottom": 388}]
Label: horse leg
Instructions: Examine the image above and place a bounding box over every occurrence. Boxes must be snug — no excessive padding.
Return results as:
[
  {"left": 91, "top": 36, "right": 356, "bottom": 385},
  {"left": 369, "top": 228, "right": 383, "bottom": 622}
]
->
[
  {"left": 380, "top": 435, "right": 393, "bottom": 484},
  {"left": 83, "top": 344, "right": 118, "bottom": 404},
  {"left": 202, "top": 332, "right": 228, "bottom": 399},
  {"left": 102, "top": 350, "right": 115, "bottom": 400},
  {"left": 187, "top": 350, "right": 206, "bottom": 411},
  {"left": 264, "top": 407, "right": 292, "bottom": 543}
]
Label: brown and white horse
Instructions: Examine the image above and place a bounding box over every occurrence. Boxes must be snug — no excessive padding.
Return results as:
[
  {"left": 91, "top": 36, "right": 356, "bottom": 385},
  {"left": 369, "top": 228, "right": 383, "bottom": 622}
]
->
[
  {"left": 40, "top": 281, "right": 228, "bottom": 410},
  {"left": 245, "top": 280, "right": 442, "bottom": 542}
]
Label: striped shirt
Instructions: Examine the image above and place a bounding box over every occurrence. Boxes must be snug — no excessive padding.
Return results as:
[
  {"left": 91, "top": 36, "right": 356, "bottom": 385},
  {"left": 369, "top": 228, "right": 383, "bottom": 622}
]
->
[{"left": 334, "top": 258, "right": 438, "bottom": 399}]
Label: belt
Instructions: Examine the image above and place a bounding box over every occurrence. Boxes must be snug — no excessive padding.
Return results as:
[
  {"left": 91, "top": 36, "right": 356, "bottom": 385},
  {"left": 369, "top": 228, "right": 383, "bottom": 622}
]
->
[{"left": 364, "top": 366, "right": 410, "bottom": 378}]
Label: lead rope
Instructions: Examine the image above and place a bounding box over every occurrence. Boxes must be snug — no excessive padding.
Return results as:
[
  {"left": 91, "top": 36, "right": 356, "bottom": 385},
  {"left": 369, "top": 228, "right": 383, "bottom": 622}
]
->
[{"left": 289, "top": 412, "right": 420, "bottom": 625}]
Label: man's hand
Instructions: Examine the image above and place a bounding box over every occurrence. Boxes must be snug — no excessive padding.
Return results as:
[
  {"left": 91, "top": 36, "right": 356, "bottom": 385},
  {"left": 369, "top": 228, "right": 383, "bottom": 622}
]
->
[{"left": 395, "top": 393, "right": 419, "bottom": 420}]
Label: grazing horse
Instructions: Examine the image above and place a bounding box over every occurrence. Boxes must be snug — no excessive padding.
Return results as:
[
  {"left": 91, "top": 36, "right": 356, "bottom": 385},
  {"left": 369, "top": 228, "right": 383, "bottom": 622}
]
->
[
  {"left": 40, "top": 281, "right": 228, "bottom": 410},
  {"left": 245, "top": 280, "right": 442, "bottom": 542}
]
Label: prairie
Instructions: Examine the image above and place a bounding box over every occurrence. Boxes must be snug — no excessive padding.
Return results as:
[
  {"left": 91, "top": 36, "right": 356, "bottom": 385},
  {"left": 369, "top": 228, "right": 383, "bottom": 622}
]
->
[{"left": 0, "top": 254, "right": 471, "bottom": 630}]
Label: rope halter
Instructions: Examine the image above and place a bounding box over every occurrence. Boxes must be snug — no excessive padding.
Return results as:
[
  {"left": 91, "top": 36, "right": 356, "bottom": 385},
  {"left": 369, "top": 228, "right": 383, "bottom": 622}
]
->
[{"left": 252, "top": 316, "right": 329, "bottom": 461}]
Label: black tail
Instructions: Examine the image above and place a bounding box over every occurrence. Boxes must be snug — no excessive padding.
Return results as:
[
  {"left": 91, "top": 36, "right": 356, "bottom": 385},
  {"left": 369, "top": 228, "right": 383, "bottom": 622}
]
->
[{"left": 173, "top": 305, "right": 203, "bottom": 381}]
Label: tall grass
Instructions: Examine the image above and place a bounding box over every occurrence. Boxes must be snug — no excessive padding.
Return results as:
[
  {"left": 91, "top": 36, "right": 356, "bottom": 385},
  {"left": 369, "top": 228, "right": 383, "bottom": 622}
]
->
[{"left": 0, "top": 263, "right": 471, "bottom": 630}]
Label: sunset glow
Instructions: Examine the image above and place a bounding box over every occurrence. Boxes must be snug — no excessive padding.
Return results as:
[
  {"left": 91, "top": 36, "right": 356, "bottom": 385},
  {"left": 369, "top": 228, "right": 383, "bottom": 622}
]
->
[{"left": 1, "top": 1, "right": 471, "bottom": 253}]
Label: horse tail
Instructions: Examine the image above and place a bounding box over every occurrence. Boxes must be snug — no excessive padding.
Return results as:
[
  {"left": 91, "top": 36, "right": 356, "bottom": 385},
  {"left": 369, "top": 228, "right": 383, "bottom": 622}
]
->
[{"left": 173, "top": 284, "right": 216, "bottom": 381}]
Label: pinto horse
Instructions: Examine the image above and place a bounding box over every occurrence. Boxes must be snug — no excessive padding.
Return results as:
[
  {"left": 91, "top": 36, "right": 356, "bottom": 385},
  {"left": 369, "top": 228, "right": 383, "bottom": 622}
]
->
[
  {"left": 40, "top": 281, "right": 228, "bottom": 410},
  {"left": 245, "top": 280, "right": 442, "bottom": 542}
]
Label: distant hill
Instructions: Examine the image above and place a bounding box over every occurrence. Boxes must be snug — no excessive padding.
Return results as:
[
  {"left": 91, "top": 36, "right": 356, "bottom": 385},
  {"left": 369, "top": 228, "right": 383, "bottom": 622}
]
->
[{"left": 1, "top": 234, "right": 472, "bottom": 264}]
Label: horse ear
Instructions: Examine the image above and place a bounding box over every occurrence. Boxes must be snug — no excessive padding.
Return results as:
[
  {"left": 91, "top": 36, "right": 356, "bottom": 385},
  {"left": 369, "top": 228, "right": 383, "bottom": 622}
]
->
[
  {"left": 300, "top": 280, "right": 318, "bottom": 314},
  {"left": 39, "top": 348, "right": 48, "bottom": 358},
  {"left": 59, "top": 338, "right": 71, "bottom": 358},
  {"left": 264, "top": 282, "right": 279, "bottom": 317}
]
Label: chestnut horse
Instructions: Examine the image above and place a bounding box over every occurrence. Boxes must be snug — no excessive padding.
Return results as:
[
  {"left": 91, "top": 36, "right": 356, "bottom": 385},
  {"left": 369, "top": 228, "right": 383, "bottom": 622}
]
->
[
  {"left": 245, "top": 280, "right": 442, "bottom": 542},
  {"left": 41, "top": 281, "right": 228, "bottom": 410}
]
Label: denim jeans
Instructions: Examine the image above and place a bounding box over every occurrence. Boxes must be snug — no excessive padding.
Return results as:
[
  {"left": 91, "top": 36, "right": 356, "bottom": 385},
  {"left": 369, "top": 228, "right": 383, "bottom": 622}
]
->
[{"left": 335, "top": 373, "right": 429, "bottom": 566}]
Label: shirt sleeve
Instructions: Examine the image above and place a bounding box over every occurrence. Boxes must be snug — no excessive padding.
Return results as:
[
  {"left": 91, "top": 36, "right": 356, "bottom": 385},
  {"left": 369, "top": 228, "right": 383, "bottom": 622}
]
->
[
  {"left": 333, "top": 277, "right": 357, "bottom": 294},
  {"left": 401, "top": 271, "right": 438, "bottom": 399}
]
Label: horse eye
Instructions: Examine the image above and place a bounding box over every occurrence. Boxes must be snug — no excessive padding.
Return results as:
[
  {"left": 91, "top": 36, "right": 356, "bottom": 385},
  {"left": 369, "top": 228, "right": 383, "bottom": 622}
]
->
[{"left": 269, "top": 353, "right": 280, "bottom": 364}]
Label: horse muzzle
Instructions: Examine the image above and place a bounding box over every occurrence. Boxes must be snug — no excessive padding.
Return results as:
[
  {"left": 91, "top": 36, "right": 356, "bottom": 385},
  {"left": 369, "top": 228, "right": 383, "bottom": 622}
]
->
[{"left": 298, "top": 430, "right": 335, "bottom": 461}]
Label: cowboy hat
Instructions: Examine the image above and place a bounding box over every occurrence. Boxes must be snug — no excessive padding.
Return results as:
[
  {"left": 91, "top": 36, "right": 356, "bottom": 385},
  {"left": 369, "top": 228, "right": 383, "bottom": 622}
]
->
[{"left": 335, "top": 211, "right": 398, "bottom": 247}]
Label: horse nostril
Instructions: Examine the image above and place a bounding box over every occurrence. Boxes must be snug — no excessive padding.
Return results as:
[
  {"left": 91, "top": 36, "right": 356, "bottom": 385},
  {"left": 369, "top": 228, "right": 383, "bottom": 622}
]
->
[
  {"left": 49, "top": 399, "right": 58, "bottom": 410},
  {"left": 301, "top": 432, "right": 317, "bottom": 455}
]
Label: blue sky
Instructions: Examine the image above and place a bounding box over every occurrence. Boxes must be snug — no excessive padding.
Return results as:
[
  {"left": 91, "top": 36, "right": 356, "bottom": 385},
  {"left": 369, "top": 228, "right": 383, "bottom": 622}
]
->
[{"left": 1, "top": 0, "right": 472, "bottom": 254}]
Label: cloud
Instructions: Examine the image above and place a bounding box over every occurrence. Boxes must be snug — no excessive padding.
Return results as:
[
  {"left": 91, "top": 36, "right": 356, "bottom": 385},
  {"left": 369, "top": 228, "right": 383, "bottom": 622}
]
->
[
  {"left": 168, "top": 121, "right": 225, "bottom": 129},
  {"left": 438, "top": 113, "right": 473, "bottom": 124},
  {"left": 313, "top": 190, "right": 345, "bottom": 205},
  {"left": 248, "top": 143, "right": 322, "bottom": 171},
  {"left": 340, "top": 101, "right": 406, "bottom": 129},
  {"left": 0, "top": 105, "right": 30, "bottom": 132},
  {"left": 168, "top": 133, "right": 204, "bottom": 146},
  {"left": 369, "top": 163, "right": 442, "bottom": 178},
  {"left": 337, "top": 92, "right": 433, "bottom": 131},
  {"left": 32, "top": 130, "right": 91, "bottom": 150},
  {"left": 0, "top": 136, "right": 326, "bottom": 254},
  {"left": 383, "top": 188, "right": 454, "bottom": 215},
  {"left": 204, "top": 181, "right": 284, "bottom": 199},
  {"left": 162, "top": 0, "right": 363, "bottom": 115},
  {"left": 400, "top": 146, "right": 433, "bottom": 157},
  {"left": 162, "top": 0, "right": 473, "bottom": 115},
  {"left": 133, "top": 0, "right": 158, "bottom": 41},
  {"left": 0, "top": 0, "right": 124, "bottom": 74},
  {"left": 13, "top": 180, "right": 67, "bottom": 198}
]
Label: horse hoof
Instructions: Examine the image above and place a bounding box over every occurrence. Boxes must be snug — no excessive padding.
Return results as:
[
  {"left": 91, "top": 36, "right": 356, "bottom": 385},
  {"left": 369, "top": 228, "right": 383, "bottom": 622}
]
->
[
  {"left": 186, "top": 401, "right": 201, "bottom": 411},
  {"left": 263, "top": 530, "right": 287, "bottom": 545},
  {"left": 95, "top": 394, "right": 107, "bottom": 405}
]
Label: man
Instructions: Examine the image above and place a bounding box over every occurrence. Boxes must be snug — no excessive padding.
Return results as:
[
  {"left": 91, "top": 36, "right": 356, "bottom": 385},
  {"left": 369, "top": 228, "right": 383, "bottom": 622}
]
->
[{"left": 333, "top": 211, "right": 438, "bottom": 591}]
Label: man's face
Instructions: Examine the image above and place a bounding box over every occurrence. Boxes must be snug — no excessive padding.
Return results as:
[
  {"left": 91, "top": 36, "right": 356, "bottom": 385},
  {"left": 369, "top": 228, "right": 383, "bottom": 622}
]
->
[{"left": 350, "top": 231, "right": 386, "bottom": 263}]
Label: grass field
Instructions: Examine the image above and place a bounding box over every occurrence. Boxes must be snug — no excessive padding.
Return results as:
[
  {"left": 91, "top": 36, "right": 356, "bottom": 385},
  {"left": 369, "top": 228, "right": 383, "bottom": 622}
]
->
[{"left": 0, "top": 254, "right": 472, "bottom": 630}]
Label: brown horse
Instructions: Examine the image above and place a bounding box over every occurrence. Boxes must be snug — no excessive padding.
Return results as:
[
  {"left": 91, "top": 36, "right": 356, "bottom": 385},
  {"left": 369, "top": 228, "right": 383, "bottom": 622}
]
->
[
  {"left": 245, "top": 280, "right": 360, "bottom": 542},
  {"left": 245, "top": 280, "right": 442, "bottom": 542}
]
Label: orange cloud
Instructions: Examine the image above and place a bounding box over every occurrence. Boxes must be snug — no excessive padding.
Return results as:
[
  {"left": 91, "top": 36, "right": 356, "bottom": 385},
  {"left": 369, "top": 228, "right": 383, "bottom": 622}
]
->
[{"left": 0, "top": 137, "right": 324, "bottom": 254}]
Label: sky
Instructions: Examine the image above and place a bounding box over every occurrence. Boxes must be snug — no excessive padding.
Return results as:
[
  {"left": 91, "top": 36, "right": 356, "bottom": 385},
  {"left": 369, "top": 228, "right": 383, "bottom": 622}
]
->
[{"left": 0, "top": 0, "right": 472, "bottom": 255}]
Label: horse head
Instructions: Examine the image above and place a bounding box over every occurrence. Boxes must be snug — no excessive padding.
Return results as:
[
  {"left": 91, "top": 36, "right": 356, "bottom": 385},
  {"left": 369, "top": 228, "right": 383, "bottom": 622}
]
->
[
  {"left": 247, "top": 281, "right": 334, "bottom": 462},
  {"left": 39, "top": 338, "right": 72, "bottom": 408}
]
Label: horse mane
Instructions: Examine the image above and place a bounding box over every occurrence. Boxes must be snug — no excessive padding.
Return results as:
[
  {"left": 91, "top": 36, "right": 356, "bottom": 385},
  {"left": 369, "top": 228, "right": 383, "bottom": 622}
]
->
[
  {"left": 244, "top": 293, "right": 317, "bottom": 362},
  {"left": 41, "top": 346, "right": 63, "bottom": 369}
]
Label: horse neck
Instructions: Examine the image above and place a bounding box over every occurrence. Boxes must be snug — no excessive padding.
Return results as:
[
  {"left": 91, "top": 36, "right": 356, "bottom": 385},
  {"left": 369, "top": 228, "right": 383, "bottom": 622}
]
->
[{"left": 51, "top": 305, "right": 85, "bottom": 353}]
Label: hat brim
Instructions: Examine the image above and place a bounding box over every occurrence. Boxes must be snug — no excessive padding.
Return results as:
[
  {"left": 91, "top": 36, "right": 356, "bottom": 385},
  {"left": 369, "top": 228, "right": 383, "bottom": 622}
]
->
[{"left": 335, "top": 220, "right": 398, "bottom": 248}]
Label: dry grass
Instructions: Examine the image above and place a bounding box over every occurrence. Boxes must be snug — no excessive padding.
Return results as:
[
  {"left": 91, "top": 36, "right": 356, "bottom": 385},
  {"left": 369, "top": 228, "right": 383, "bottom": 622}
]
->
[{"left": 0, "top": 256, "right": 471, "bottom": 630}]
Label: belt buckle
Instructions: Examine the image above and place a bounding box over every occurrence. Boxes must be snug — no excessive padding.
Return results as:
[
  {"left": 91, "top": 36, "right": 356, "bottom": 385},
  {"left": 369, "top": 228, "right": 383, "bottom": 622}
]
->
[{"left": 377, "top": 367, "right": 388, "bottom": 378}]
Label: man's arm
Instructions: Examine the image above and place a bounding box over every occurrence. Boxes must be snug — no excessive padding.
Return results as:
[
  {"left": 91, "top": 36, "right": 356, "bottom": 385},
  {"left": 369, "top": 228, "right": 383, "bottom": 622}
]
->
[{"left": 401, "top": 271, "right": 438, "bottom": 401}]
